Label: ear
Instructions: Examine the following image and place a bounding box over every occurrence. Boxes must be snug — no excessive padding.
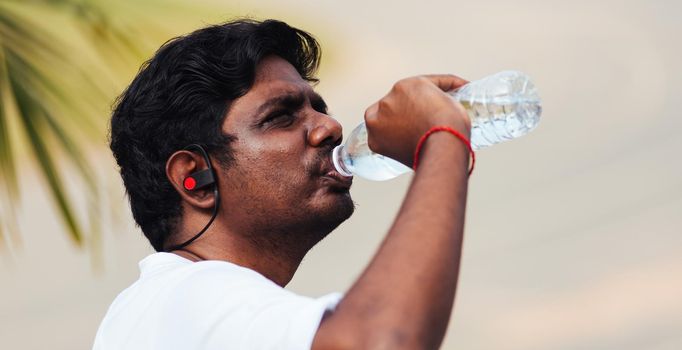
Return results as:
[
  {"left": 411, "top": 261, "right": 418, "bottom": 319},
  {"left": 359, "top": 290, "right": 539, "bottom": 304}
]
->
[{"left": 166, "top": 150, "right": 216, "bottom": 210}]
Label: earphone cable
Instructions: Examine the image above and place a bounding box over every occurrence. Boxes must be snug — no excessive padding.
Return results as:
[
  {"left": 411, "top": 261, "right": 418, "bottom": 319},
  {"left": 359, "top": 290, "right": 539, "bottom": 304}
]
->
[
  {"left": 165, "top": 187, "right": 220, "bottom": 252},
  {"left": 164, "top": 143, "right": 220, "bottom": 252}
]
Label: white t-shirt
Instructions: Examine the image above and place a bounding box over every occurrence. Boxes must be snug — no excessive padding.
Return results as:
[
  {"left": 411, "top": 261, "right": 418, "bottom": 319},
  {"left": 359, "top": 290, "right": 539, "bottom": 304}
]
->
[{"left": 94, "top": 252, "right": 342, "bottom": 350}]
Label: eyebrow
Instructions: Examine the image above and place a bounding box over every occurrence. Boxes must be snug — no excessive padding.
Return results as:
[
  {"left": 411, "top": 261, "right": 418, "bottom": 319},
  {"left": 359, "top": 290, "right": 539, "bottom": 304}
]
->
[{"left": 255, "top": 90, "right": 328, "bottom": 117}]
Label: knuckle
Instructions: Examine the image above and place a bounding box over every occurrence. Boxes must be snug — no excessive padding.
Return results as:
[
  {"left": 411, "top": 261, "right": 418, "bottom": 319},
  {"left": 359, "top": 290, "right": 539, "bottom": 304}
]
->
[
  {"left": 364, "top": 109, "right": 375, "bottom": 121},
  {"left": 416, "top": 76, "right": 430, "bottom": 83},
  {"left": 411, "top": 76, "right": 429, "bottom": 87},
  {"left": 377, "top": 99, "right": 391, "bottom": 114},
  {"left": 364, "top": 114, "right": 378, "bottom": 129},
  {"left": 393, "top": 78, "right": 411, "bottom": 91}
]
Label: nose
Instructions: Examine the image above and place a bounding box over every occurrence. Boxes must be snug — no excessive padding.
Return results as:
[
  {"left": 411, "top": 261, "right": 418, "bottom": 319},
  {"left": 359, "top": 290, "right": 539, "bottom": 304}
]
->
[{"left": 308, "top": 113, "right": 343, "bottom": 148}]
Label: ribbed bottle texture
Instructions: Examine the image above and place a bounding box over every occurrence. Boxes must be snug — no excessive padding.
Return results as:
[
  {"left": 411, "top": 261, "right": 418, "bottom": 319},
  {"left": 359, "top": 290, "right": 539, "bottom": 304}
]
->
[
  {"left": 453, "top": 70, "right": 541, "bottom": 150},
  {"left": 332, "top": 70, "right": 542, "bottom": 181}
]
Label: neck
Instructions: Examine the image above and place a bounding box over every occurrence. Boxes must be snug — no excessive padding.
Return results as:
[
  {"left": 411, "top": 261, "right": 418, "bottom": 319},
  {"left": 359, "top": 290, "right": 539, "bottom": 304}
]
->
[{"left": 171, "top": 220, "right": 326, "bottom": 287}]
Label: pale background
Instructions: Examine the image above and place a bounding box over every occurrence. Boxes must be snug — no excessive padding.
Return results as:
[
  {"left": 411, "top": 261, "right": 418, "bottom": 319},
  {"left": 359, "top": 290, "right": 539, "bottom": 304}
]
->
[{"left": 2, "top": 0, "right": 681, "bottom": 349}]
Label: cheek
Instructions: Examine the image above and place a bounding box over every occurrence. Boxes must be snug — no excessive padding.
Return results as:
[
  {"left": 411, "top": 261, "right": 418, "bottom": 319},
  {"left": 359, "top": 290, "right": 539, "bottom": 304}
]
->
[
  {"left": 257, "top": 133, "right": 308, "bottom": 167},
  {"left": 240, "top": 135, "right": 304, "bottom": 166},
  {"left": 223, "top": 125, "right": 321, "bottom": 202},
  {"left": 249, "top": 149, "right": 306, "bottom": 182},
  {"left": 229, "top": 144, "right": 312, "bottom": 201}
]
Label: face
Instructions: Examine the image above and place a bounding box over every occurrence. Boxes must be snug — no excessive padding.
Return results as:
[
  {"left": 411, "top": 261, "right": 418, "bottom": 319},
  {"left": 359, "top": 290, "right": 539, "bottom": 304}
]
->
[{"left": 217, "top": 55, "right": 354, "bottom": 244}]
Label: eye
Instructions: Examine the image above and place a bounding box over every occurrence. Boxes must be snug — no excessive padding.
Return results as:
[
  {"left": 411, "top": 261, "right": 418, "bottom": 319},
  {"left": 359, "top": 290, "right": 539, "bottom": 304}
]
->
[{"left": 263, "top": 110, "right": 297, "bottom": 128}]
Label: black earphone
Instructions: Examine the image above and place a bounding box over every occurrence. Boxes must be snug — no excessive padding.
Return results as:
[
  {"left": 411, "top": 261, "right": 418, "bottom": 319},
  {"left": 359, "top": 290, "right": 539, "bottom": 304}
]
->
[
  {"left": 164, "top": 144, "right": 220, "bottom": 252},
  {"left": 183, "top": 168, "right": 214, "bottom": 191}
]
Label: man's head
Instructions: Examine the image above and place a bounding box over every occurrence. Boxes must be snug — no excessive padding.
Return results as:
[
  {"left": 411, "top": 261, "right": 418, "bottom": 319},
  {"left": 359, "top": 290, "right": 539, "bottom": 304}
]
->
[{"left": 110, "top": 19, "right": 354, "bottom": 253}]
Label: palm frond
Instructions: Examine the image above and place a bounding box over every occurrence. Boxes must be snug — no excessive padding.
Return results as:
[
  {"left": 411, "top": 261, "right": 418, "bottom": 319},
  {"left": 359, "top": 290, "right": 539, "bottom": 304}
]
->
[
  {"left": 0, "top": 2, "right": 107, "bottom": 246},
  {"left": 9, "top": 71, "right": 84, "bottom": 243},
  {"left": 0, "top": 0, "right": 238, "bottom": 250},
  {"left": 0, "top": 45, "right": 20, "bottom": 245},
  {"left": 0, "top": 46, "right": 18, "bottom": 199}
]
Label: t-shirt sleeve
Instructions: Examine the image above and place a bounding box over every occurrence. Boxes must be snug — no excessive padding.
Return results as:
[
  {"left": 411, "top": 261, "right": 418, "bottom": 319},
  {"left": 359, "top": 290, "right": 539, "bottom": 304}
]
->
[{"left": 160, "top": 263, "right": 343, "bottom": 350}]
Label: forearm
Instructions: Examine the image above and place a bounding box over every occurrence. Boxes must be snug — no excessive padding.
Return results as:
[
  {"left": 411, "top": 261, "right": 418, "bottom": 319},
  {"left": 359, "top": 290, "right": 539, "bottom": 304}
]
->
[{"left": 315, "top": 133, "right": 469, "bottom": 349}]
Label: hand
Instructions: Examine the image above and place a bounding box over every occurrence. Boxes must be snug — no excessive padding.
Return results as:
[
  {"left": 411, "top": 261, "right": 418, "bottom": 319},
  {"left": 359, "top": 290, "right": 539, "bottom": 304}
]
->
[{"left": 364, "top": 74, "right": 471, "bottom": 167}]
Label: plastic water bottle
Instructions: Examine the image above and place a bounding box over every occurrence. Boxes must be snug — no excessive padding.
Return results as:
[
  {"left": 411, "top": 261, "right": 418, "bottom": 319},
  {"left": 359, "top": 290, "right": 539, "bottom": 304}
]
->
[{"left": 331, "top": 70, "right": 542, "bottom": 181}]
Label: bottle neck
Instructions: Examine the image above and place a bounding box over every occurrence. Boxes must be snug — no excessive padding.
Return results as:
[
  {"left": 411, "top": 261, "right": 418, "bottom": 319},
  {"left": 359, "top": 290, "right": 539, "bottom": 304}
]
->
[{"left": 332, "top": 145, "right": 353, "bottom": 177}]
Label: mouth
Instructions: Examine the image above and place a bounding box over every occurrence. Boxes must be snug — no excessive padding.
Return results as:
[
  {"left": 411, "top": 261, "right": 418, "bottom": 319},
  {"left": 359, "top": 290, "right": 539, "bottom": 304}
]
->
[
  {"left": 320, "top": 169, "right": 353, "bottom": 189},
  {"left": 318, "top": 151, "right": 353, "bottom": 189}
]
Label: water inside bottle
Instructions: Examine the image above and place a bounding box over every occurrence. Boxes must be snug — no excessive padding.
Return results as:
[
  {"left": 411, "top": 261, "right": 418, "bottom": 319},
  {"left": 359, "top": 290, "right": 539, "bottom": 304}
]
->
[
  {"left": 346, "top": 151, "right": 410, "bottom": 181},
  {"left": 459, "top": 98, "right": 541, "bottom": 150}
]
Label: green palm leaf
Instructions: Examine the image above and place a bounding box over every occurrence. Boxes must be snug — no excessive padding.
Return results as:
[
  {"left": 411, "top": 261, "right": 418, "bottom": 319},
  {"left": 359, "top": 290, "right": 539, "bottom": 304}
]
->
[
  {"left": 0, "top": 23, "right": 93, "bottom": 244},
  {"left": 0, "top": 0, "right": 239, "bottom": 251},
  {"left": 0, "top": 0, "right": 148, "bottom": 247},
  {"left": 10, "top": 75, "right": 84, "bottom": 243}
]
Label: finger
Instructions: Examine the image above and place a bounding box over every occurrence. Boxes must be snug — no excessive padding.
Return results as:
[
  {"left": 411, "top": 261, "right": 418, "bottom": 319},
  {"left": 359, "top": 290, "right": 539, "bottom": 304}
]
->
[{"left": 422, "top": 74, "right": 469, "bottom": 92}]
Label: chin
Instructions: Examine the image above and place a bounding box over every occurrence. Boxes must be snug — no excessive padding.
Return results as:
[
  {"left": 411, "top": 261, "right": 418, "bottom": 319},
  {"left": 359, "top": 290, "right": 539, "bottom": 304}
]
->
[
  {"left": 323, "top": 188, "right": 354, "bottom": 216},
  {"left": 307, "top": 192, "right": 355, "bottom": 237},
  {"left": 328, "top": 192, "right": 355, "bottom": 225}
]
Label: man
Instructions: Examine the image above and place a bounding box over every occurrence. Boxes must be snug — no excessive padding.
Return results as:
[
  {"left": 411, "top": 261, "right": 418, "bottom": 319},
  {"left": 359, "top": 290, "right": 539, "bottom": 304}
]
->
[{"left": 95, "top": 19, "right": 472, "bottom": 349}]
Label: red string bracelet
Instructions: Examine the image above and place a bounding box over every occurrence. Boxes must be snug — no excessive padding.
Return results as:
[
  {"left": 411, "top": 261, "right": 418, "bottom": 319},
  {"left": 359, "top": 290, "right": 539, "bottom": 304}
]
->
[{"left": 413, "top": 126, "right": 476, "bottom": 176}]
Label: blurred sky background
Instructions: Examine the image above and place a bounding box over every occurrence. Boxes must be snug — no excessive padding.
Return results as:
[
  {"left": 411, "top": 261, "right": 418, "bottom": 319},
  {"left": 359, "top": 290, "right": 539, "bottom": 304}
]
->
[{"left": 1, "top": 0, "right": 681, "bottom": 349}]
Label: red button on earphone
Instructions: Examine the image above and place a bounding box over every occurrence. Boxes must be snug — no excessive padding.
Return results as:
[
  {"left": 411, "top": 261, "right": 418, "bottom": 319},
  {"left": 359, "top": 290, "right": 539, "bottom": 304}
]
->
[{"left": 183, "top": 177, "right": 197, "bottom": 190}]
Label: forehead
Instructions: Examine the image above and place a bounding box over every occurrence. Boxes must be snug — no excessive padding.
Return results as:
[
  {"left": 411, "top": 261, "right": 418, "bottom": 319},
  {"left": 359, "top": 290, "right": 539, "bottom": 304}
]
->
[
  {"left": 224, "top": 56, "right": 313, "bottom": 126},
  {"left": 253, "top": 55, "right": 304, "bottom": 87}
]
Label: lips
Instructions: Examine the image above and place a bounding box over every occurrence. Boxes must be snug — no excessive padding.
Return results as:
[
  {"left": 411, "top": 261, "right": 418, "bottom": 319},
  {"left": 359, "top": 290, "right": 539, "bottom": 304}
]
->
[
  {"left": 318, "top": 153, "right": 353, "bottom": 189},
  {"left": 321, "top": 169, "right": 353, "bottom": 188}
]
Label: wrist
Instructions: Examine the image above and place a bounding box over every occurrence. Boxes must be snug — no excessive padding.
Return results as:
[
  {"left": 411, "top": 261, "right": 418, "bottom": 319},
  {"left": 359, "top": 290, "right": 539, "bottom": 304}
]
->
[{"left": 413, "top": 126, "right": 475, "bottom": 176}]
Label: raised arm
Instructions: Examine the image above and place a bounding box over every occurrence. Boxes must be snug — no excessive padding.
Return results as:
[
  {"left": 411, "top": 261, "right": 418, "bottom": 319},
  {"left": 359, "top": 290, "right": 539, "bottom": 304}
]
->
[{"left": 313, "top": 75, "right": 472, "bottom": 350}]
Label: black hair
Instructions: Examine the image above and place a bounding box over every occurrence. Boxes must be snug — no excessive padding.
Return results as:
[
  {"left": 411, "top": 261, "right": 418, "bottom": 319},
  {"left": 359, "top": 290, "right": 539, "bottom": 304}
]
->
[{"left": 109, "top": 19, "right": 322, "bottom": 251}]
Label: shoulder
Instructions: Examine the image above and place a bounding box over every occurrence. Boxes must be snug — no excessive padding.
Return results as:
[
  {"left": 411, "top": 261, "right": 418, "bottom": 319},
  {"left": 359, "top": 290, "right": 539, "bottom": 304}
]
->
[{"left": 95, "top": 254, "right": 342, "bottom": 349}]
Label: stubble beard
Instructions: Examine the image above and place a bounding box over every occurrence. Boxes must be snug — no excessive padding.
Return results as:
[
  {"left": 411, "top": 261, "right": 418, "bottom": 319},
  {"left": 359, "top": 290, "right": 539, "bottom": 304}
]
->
[
  {"left": 237, "top": 146, "right": 355, "bottom": 264},
  {"left": 247, "top": 191, "right": 355, "bottom": 264}
]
